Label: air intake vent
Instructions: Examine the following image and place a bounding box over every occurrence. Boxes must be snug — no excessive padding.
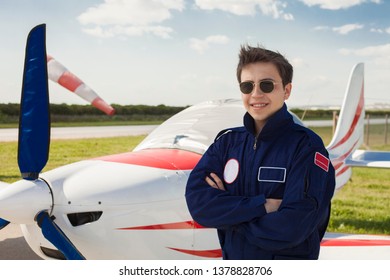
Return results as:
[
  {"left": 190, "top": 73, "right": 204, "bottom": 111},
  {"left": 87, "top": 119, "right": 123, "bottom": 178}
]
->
[
  {"left": 41, "top": 246, "right": 66, "bottom": 260},
  {"left": 67, "top": 211, "right": 103, "bottom": 226}
]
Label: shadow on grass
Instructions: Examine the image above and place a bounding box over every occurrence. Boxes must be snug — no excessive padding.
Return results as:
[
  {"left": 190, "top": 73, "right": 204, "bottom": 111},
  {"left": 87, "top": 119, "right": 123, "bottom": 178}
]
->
[{"left": 330, "top": 216, "right": 390, "bottom": 235}]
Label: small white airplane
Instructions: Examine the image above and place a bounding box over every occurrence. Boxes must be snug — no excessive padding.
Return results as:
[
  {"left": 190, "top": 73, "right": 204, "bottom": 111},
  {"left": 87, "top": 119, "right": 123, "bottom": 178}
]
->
[{"left": 1, "top": 24, "right": 390, "bottom": 260}]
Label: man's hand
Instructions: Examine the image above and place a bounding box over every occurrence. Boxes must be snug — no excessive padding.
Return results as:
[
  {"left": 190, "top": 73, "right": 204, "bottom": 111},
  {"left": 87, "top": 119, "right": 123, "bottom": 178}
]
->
[
  {"left": 205, "top": 173, "right": 226, "bottom": 191},
  {"left": 205, "top": 173, "right": 281, "bottom": 213},
  {"left": 264, "top": 199, "right": 282, "bottom": 213}
]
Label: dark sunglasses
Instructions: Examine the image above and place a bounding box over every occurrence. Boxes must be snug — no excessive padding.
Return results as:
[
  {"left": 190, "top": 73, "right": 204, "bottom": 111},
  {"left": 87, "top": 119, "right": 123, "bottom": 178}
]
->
[{"left": 239, "top": 80, "right": 281, "bottom": 94}]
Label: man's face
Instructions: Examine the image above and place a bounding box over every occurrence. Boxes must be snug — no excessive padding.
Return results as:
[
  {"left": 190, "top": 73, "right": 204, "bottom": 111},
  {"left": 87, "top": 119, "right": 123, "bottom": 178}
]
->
[{"left": 240, "top": 62, "right": 291, "bottom": 134}]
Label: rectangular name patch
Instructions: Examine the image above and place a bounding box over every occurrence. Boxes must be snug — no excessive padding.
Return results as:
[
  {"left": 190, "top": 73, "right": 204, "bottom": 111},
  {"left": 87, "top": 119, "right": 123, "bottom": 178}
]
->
[
  {"left": 258, "top": 166, "right": 286, "bottom": 183},
  {"left": 314, "top": 152, "right": 330, "bottom": 172}
]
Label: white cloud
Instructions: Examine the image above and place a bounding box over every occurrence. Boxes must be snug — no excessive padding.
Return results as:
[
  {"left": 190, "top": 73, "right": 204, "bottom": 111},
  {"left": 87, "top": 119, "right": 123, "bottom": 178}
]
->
[
  {"left": 290, "top": 57, "right": 306, "bottom": 68},
  {"left": 81, "top": 24, "right": 174, "bottom": 39},
  {"left": 340, "top": 44, "right": 390, "bottom": 56},
  {"left": 339, "top": 44, "right": 390, "bottom": 65},
  {"left": 314, "top": 23, "right": 364, "bottom": 34},
  {"left": 194, "top": 0, "right": 294, "bottom": 20},
  {"left": 370, "top": 28, "right": 384, "bottom": 33},
  {"left": 313, "top": 25, "right": 330, "bottom": 31},
  {"left": 78, "top": 0, "right": 184, "bottom": 39},
  {"left": 189, "top": 35, "right": 230, "bottom": 54},
  {"left": 299, "top": 0, "right": 381, "bottom": 10},
  {"left": 333, "top": 23, "right": 364, "bottom": 35},
  {"left": 371, "top": 27, "right": 390, "bottom": 34}
]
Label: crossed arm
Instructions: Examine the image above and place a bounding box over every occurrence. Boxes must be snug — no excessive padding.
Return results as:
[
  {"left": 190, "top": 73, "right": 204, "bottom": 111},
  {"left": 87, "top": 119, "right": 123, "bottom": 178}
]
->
[{"left": 205, "top": 172, "right": 282, "bottom": 214}]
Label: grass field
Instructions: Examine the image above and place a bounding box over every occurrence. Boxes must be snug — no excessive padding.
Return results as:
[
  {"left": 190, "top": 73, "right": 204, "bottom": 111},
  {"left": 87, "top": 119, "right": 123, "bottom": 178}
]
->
[
  {"left": 311, "top": 125, "right": 390, "bottom": 235},
  {"left": 0, "top": 125, "right": 389, "bottom": 235}
]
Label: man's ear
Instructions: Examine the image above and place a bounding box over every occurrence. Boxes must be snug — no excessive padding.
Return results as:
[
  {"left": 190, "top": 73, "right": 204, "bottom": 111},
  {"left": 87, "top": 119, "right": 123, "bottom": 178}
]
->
[{"left": 284, "top": 83, "right": 292, "bottom": 100}]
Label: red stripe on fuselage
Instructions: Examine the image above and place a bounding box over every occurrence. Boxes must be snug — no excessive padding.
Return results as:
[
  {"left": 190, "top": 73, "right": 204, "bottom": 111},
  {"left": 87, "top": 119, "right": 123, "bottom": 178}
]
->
[
  {"left": 118, "top": 220, "right": 205, "bottom": 230},
  {"left": 321, "top": 239, "right": 390, "bottom": 247},
  {"left": 95, "top": 149, "right": 202, "bottom": 170},
  {"left": 168, "top": 239, "right": 390, "bottom": 258},
  {"left": 168, "top": 247, "right": 222, "bottom": 258},
  {"left": 117, "top": 220, "right": 390, "bottom": 258}
]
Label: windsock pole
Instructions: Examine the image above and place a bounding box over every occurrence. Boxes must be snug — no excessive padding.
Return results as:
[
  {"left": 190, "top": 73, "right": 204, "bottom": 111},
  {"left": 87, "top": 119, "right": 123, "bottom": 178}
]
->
[{"left": 47, "top": 55, "right": 115, "bottom": 115}]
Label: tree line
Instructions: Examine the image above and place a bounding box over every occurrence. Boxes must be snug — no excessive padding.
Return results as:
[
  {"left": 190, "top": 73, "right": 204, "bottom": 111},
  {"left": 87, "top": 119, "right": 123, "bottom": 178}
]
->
[
  {"left": 0, "top": 103, "right": 188, "bottom": 124},
  {"left": 1, "top": 103, "right": 389, "bottom": 124},
  {"left": 0, "top": 103, "right": 188, "bottom": 116}
]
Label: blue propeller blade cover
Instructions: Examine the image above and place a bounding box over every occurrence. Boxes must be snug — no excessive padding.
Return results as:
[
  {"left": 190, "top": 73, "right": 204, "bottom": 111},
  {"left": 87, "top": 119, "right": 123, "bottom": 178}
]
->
[
  {"left": 0, "top": 218, "right": 9, "bottom": 230},
  {"left": 37, "top": 211, "right": 85, "bottom": 260},
  {"left": 18, "top": 24, "right": 50, "bottom": 180}
]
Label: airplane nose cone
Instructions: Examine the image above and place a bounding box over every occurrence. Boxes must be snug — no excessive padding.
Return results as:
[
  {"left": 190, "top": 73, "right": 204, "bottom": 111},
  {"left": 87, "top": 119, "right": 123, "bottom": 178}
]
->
[{"left": 0, "top": 179, "right": 52, "bottom": 224}]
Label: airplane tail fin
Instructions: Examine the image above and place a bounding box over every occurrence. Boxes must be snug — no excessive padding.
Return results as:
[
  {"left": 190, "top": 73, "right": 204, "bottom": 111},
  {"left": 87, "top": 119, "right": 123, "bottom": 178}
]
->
[{"left": 326, "top": 63, "right": 365, "bottom": 191}]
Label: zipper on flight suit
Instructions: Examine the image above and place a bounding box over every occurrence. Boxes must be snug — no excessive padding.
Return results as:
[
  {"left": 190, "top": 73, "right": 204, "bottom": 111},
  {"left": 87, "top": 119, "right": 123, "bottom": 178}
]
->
[{"left": 253, "top": 135, "right": 259, "bottom": 150}]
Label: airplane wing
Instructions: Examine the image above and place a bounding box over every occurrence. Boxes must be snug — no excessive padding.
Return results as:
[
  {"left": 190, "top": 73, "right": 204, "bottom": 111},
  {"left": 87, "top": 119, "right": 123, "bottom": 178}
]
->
[{"left": 347, "top": 149, "right": 390, "bottom": 168}]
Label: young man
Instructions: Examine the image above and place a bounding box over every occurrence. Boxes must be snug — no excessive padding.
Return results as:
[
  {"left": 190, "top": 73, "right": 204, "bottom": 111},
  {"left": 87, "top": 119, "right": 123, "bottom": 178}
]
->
[{"left": 185, "top": 45, "right": 335, "bottom": 260}]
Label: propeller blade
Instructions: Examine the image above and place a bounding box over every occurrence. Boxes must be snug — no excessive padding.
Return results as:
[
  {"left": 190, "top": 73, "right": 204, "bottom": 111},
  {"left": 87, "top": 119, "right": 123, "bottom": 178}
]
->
[
  {"left": 18, "top": 24, "right": 50, "bottom": 180},
  {"left": 36, "top": 211, "right": 85, "bottom": 260},
  {"left": 0, "top": 218, "right": 9, "bottom": 230}
]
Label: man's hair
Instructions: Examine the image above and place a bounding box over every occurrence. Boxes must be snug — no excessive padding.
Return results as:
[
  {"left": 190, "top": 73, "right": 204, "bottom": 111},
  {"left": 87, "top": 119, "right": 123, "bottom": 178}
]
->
[{"left": 236, "top": 44, "right": 293, "bottom": 86}]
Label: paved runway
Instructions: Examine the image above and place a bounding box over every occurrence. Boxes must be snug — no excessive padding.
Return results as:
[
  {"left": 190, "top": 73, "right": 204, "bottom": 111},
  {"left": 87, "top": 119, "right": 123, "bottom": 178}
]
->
[
  {"left": 2, "top": 119, "right": 387, "bottom": 142},
  {"left": 0, "top": 125, "right": 158, "bottom": 142}
]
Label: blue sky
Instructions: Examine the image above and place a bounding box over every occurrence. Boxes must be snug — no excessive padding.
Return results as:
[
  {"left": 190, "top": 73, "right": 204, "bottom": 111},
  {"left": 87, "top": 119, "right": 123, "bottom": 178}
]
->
[{"left": 0, "top": 0, "right": 390, "bottom": 108}]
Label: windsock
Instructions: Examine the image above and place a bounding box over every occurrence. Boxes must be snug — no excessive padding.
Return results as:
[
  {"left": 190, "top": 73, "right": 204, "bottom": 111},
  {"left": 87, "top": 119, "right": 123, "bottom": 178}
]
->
[{"left": 47, "top": 55, "right": 115, "bottom": 115}]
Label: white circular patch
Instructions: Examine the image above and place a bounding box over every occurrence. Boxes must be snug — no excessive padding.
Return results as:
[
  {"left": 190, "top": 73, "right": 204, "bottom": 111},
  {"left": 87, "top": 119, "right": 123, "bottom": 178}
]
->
[{"left": 223, "top": 159, "right": 239, "bottom": 184}]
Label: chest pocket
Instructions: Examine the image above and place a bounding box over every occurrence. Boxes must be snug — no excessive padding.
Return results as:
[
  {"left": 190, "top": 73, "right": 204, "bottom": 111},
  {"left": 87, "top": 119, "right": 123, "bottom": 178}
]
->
[{"left": 258, "top": 166, "right": 286, "bottom": 183}]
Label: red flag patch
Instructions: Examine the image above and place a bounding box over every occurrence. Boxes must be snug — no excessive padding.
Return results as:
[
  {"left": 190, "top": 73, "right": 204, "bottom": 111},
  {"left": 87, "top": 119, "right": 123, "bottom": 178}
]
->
[{"left": 314, "top": 152, "right": 330, "bottom": 172}]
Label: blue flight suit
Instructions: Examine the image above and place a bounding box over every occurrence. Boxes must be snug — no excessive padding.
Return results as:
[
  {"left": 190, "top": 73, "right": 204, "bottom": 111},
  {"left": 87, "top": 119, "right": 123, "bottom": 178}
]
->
[{"left": 185, "top": 103, "right": 335, "bottom": 259}]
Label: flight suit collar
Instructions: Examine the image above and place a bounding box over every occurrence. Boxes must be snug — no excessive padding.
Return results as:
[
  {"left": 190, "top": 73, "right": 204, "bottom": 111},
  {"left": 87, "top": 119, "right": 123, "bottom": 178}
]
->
[{"left": 243, "top": 103, "right": 293, "bottom": 140}]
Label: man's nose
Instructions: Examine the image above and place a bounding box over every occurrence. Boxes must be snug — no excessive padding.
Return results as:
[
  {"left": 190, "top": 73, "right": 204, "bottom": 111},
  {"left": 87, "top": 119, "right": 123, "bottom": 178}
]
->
[{"left": 252, "top": 83, "right": 266, "bottom": 96}]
